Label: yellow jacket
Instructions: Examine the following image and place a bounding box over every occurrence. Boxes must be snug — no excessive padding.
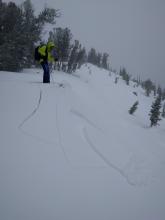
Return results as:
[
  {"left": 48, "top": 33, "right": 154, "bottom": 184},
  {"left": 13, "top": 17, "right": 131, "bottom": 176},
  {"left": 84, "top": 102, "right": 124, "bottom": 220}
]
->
[{"left": 38, "top": 42, "right": 55, "bottom": 63}]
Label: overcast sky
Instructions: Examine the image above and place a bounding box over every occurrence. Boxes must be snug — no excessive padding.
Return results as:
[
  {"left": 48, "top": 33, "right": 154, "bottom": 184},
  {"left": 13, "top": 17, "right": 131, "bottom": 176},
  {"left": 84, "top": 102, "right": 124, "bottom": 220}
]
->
[{"left": 5, "top": 0, "right": 165, "bottom": 86}]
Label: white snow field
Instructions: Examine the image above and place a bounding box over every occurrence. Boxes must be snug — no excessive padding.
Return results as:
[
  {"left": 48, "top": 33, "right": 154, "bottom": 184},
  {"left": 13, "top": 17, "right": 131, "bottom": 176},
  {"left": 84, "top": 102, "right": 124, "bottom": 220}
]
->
[{"left": 0, "top": 64, "right": 165, "bottom": 220}]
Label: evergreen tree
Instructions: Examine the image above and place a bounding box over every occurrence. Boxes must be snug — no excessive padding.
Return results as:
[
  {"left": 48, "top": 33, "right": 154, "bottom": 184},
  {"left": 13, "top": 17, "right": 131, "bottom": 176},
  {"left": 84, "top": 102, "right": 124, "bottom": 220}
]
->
[
  {"left": 38, "top": 6, "right": 60, "bottom": 24},
  {"left": 157, "top": 85, "right": 162, "bottom": 99},
  {"left": 162, "top": 103, "right": 165, "bottom": 118},
  {"left": 49, "top": 27, "right": 72, "bottom": 71},
  {"left": 120, "top": 67, "right": 131, "bottom": 85},
  {"left": 137, "top": 75, "right": 141, "bottom": 87},
  {"left": 149, "top": 96, "right": 162, "bottom": 127},
  {"left": 129, "top": 101, "right": 139, "bottom": 115},
  {"left": 96, "top": 53, "right": 102, "bottom": 67},
  {"left": 88, "top": 48, "right": 97, "bottom": 65},
  {"left": 142, "top": 79, "right": 153, "bottom": 97},
  {"left": 133, "top": 75, "right": 141, "bottom": 87},
  {"left": 67, "top": 40, "right": 79, "bottom": 73},
  {"left": 62, "top": 28, "right": 72, "bottom": 62},
  {"left": 102, "top": 52, "right": 109, "bottom": 70},
  {"left": 115, "top": 77, "right": 119, "bottom": 84},
  {"left": 0, "top": 1, "right": 24, "bottom": 71},
  {"left": 20, "top": 0, "right": 39, "bottom": 67},
  {"left": 125, "top": 73, "right": 130, "bottom": 85},
  {"left": 76, "top": 46, "right": 87, "bottom": 69},
  {"left": 0, "top": 0, "right": 59, "bottom": 71},
  {"left": 162, "top": 88, "right": 165, "bottom": 101},
  {"left": 87, "top": 48, "right": 109, "bottom": 69},
  {"left": 153, "top": 84, "right": 157, "bottom": 97}
]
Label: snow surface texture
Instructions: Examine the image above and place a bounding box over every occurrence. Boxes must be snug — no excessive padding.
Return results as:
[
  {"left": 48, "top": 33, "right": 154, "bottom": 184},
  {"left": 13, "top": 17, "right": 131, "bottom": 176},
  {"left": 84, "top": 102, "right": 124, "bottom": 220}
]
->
[{"left": 0, "top": 64, "right": 165, "bottom": 220}]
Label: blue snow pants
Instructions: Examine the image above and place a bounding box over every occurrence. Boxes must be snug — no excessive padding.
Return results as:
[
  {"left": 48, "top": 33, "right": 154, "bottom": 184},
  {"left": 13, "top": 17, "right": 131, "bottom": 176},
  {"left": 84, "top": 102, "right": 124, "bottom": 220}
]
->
[{"left": 41, "top": 61, "right": 50, "bottom": 83}]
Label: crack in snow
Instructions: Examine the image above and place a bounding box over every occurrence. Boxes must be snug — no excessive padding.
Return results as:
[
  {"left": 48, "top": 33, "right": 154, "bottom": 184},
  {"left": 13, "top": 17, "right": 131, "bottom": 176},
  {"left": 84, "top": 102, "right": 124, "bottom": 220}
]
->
[
  {"left": 18, "top": 89, "right": 58, "bottom": 146},
  {"left": 18, "top": 89, "right": 42, "bottom": 129},
  {"left": 55, "top": 104, "right": 71, "bottom": 164},
  {"left": 70, "top": 109, "right": 104, "bottom": 133},
  {"left": 83, "top": 127, "right": 137, "bottom": 186}
]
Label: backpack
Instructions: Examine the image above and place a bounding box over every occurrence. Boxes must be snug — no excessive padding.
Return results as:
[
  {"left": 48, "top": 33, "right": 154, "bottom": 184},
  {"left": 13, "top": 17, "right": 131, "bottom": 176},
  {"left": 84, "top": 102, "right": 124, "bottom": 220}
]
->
[
  {"left": 34, "top": 46, "right": 41, "bottom": 61},
  {"left": 34, "top": 45, "right": 48, "bottom": 61}
]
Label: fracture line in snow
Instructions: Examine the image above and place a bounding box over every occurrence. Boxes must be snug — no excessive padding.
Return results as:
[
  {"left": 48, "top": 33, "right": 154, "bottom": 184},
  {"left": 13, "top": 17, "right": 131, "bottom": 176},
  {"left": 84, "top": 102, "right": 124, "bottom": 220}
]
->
[
  {"left": 18, "top": 89, "right": 42, "bottom": 129},
  {"left": 69, "top": 107, "right": 136, "bottom": 185},
  {"left": 19, "top": 129, "right": 59, "bottom": 146},
  {"left": 70, "top": 109, "right": 104, "bottom": 133},
  {"left": 18, "top": 88, "right": 59, "bottom": 146},
  {"left": 55, "top": 104, "right": 71, "bottom": 164},
  {"left": 83, "top": 127, "right": 137, "bottom": 186}
]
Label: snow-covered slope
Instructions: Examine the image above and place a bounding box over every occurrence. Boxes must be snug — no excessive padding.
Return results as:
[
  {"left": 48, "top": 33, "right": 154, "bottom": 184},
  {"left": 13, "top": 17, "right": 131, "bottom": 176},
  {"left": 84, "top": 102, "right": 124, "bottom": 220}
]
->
[{"left": 0, "top": 64, "right": 165, "bottom": 220}]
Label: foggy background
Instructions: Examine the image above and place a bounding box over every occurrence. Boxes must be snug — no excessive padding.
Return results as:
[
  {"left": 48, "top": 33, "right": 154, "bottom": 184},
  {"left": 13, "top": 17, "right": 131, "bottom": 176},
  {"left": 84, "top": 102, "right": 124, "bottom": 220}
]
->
[{"left": 5, "top": 0, "right": 165, "bottom": 86}]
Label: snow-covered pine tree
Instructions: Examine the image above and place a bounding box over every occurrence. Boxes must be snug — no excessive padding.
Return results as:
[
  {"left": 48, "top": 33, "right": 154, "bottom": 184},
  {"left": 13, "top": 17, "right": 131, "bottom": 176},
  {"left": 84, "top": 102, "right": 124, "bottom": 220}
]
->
[
  {"left": 37, "top": 5, "right": 60, "bottom": 24},
  {"left": 115, "top": 77, "right": 119, "bottom": 84},
  {"left": 137, "top": 75, "right": 141, "bottom": 87},
  {"left": 157, "top": 85, "right": 162, "bottom": 100},
  {"left": 102, "top": 53, "right": 109, "bottom": 70},
  {"left": 142, "top": 79, "right": 153, "bottom": 97},
  {"left": 67, "top": 40, "right": 79, "bottom": 73},
  {"left": 129, "top": 101, "right": 139, "bottom": 115},
  {"left": 0, "top": 0, "right": 59, "bottom": 71},
  {"left": 96, "top": 53, "right": 102, "bottom": 68},
  {"left": 149, "top": 96, "right": 162, "bottom": 127},
  {"left": 153, "top": 84, "right": 157, "bottom": 97},
  {"left": 88, "top": 48, "right": 97, "bottom": 66},
  {"left": 120, "top": 67, "right": 131, "bottom": 85},
  {"left": 49, "top": 27, "right": 72, "bottom": 71},
  {"left": 0, "top": 1, "right": 23, "bottom": 71},
  {"left": 21, "top": 0, "right": 38, "bottom": 67},
  {"left": 76, "top": 47, "right": 87, "bottom": 69}
]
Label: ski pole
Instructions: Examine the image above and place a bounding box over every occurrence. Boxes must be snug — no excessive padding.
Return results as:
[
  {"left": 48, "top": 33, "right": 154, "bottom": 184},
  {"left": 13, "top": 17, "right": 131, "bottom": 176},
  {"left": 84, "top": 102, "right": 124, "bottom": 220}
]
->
[{"left": 49, "top": 65, "right": 54, "bottom": 83}]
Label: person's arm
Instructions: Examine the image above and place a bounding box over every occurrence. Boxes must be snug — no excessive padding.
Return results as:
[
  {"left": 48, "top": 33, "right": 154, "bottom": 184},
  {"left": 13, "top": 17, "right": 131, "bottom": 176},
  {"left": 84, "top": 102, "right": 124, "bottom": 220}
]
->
[{"left": 38, "top": 45, "right": 47, "bottom": 63}]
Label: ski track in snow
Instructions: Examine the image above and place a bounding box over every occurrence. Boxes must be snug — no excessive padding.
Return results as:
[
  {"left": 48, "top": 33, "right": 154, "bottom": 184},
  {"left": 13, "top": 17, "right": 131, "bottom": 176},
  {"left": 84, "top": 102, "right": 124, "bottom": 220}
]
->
[
  {"left": 18, "top": 87, "right": 58, "bottom": 146},
  {"left": 70, "top": 109, "right": 104, "bottom": 133},
  {"left": 70, "top": 108, "right": 150, "bottom": 186},
  {"left": 70, "top": 108, "right": 137, "bottom": 186},
  {"left": 18, "top": 81, "right": 71, "bottom": 164},
  {"left": 18, "top": 88, "right": 42, "bottom": 129},
  {"left": 17, "top": 78, "right": 158, "bottom": 186},
  {"left": 55, "top": 103, "right": 71, "bottom": 164},
  {"left": 83, "top": 127, "right": 137, "bottom": 186}
]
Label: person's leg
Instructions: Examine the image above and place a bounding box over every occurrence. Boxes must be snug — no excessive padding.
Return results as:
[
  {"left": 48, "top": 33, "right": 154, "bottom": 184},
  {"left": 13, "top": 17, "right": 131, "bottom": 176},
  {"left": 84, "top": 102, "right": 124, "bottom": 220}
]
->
[{"left": 41, "top": 62, "right": 50, "bottom": 83}]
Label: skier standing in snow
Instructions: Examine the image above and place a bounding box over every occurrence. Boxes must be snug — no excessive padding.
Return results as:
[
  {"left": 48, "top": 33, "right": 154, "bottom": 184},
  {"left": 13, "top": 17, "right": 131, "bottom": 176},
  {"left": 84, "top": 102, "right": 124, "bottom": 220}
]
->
[{"left": 35, "top": 41, "right": 58, "bottom": 83}]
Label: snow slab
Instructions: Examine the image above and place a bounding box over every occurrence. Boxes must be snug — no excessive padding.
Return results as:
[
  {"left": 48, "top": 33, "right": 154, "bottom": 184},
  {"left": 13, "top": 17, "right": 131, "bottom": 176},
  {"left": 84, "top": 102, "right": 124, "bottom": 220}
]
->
[{"left": 0, "top": 65, "right": 165, "bottom": 220}]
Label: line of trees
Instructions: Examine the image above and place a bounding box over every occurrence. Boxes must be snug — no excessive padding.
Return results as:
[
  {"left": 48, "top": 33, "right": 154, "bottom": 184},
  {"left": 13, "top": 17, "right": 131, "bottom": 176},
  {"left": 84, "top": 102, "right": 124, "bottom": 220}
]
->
[
  {"left": 118, "top": 67, "right": 165, "bottom": 102},
  {"left": 0, "top": 0, "right": 110, "bottom": 73},
  {"left": 115, "top": 67, "right": 165, "bottom": 127},
  {"left": 48, "top": 28, "right": 110, "bottom": 73},
  {"left": 137, "top": 78, "right": 165, "bottom": 101},
  {"left": 128, "top": 95, "right": 164, "bottom": 127},
  {"left": 49, "top": 28, "right": 87, "bottom": 73},
  {"left": 0, "top": 0, "right": 59, "bottom": 71},
  {"left": 87, "top": 48, "right": 109, "bottom": 69},
  {"left": 119, "top": 67, "right": 131, "bottom": 85}
]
